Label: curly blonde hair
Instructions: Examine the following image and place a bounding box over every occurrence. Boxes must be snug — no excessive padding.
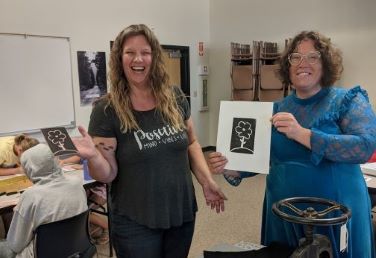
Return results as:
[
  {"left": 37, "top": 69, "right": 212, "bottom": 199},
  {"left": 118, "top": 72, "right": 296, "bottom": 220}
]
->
[
  {"left": 279, "top": 31, "right": 343, "bottom": 87},
  {"left": 107, "top": 24, "right": 185, "bottom": 132}
]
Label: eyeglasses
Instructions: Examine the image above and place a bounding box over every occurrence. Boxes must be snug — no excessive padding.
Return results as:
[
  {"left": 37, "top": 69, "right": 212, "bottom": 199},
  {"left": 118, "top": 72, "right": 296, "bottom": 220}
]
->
[{"left": 288, "top": 51, "right": 321, "bottom": 66}]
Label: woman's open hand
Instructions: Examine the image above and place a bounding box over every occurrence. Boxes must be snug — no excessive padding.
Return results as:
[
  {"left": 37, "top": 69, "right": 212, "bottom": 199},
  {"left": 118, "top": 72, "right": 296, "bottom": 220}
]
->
[
  {"left": 202, "top": 179, "right": 227, "bottom": 213},
  {"left": 72, "top": 126, "right": 98, "bottom": 160}
]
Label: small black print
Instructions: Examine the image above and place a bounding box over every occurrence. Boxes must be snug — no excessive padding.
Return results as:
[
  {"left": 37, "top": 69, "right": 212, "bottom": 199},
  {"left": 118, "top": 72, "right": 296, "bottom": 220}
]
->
[
  {"left": 41, "top": 127, "right": 78, "bottom": 157},
  {"left": 230, "top": 118, "right": 256, "bottom": 154}
]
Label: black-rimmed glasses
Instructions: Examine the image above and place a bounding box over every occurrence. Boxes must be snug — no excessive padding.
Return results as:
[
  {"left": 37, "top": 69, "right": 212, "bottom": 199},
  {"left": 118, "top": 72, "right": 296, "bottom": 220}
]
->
[{"left": 288, "top": 51, "right": 321, "bottom": 66}]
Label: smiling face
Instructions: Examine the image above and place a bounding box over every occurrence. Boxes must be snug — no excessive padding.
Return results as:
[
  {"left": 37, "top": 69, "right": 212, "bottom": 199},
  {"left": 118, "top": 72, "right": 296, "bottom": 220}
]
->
[
  {"left": 289, "top": 39, "right": 323, "bottom": 98},
  {"left": 122, "top": 35, "right": 152, "bottom": 89}
]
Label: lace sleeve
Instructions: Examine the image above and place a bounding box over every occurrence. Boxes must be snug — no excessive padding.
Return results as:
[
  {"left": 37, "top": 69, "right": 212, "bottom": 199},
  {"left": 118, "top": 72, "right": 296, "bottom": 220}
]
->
[
  {"left": 223, "top": 171, "right": 257, "bottom": 187},
  {"left": 311, "top": 88, "right": 376, "bottom": 164}
]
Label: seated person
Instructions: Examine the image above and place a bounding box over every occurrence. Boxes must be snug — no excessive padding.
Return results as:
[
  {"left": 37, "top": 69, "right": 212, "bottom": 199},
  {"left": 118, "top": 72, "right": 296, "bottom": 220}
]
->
[
  {"left": 0, "top": 135, "right": 39, "bottom": 176},
  {"left": 59, "top": 155, "right": 109, "bottom": 245},
  {"left": 0, "top": 135, "right": 39, "bottom": 238},
  {"left": 0, "top": 144, "right": 88, "bottom": 257}
]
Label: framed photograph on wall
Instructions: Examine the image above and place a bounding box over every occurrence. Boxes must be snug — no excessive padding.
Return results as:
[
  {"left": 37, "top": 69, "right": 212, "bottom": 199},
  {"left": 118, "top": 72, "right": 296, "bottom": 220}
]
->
[
  {"left": 216, "top": 101, "right": 273, "bottom": 174},
  {"left": 77, "top": 51, "right": 107, "bottom": 106}
]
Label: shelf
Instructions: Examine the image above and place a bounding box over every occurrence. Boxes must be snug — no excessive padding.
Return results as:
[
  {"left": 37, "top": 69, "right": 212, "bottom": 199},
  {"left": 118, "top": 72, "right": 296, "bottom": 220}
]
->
[
  {"left": 231, "top": 53, "right": 252, "bottom": 58},
  {"left": 231, "top": 59, "right": 252, "bottom": 65}
]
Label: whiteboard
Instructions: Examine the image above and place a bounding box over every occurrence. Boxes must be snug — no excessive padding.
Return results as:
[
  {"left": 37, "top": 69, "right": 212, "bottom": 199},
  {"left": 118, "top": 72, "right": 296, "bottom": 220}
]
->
[{"left": 0, "top": 33, "right": 75, "bottom": 135}]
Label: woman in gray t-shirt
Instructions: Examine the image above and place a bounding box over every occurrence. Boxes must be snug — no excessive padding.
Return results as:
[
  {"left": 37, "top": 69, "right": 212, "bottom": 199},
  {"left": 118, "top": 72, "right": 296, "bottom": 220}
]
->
[{"left": 73, "top": 24, "right": 226, "bottom": 258}]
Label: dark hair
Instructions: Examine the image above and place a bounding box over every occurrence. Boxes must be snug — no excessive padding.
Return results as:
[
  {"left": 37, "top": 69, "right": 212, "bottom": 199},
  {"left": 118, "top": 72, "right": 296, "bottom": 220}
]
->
[{"left": 278, "top": 31, "right": 343, "bottom": 87}]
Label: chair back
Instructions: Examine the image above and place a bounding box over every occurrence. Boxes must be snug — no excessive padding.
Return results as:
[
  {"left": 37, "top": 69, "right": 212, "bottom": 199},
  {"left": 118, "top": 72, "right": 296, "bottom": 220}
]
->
[
  {"left": 231, "top": 65, "right": 256, "bottom": 101},
  {"left": 34, "top": 210, "right": 96, "bottom": 258},
  {"left": 258, "top": 64, "right": 285, "bottom": 101}
]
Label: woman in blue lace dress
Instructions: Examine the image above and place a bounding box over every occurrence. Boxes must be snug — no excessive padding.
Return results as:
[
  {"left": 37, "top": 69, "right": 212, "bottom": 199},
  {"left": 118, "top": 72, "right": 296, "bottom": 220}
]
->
[{"left": 208, "top": 31, "right": 376, "bottom": 258}]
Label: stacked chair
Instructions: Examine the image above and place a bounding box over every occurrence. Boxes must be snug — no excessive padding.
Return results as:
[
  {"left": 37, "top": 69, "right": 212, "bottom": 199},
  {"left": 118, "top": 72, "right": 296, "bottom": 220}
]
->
[
  {"left": 230, "top": 42, "right": 255, "bottom": 101},
  {"left": 230, "top": 40, "right": 289, "bottom": 102}
]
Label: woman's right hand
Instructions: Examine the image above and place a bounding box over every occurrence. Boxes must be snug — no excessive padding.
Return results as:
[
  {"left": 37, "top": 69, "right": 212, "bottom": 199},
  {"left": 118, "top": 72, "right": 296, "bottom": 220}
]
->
[
  {"left": 72, "top": 126, "right": 99, "bottom": 161},
  {"left": 207, "top": 152, "right": 228, "bottom": 174}
]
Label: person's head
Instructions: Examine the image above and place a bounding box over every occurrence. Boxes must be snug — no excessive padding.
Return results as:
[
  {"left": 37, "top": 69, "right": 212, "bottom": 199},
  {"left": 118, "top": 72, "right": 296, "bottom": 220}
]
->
[
  {"left": 108, "top": 24, "right": 184, "bottom": 132},
  {"left": 20, "top": 144, "right": 62, "bottom": 184},
  {"left": 109, "top": 24, "right": 166, "bottom": 94},
  {"left": 13, "top": 134, "right": 39, "bottom": 157},
  {"left": 279, "top": 31, "right": 343, "bottom": 96}
]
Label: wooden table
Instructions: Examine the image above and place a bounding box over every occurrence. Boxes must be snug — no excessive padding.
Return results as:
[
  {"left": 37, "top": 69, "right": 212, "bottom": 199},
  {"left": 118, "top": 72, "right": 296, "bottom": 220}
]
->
[{"left": 0, "top": 169, "right": 94, "bottom": 211}]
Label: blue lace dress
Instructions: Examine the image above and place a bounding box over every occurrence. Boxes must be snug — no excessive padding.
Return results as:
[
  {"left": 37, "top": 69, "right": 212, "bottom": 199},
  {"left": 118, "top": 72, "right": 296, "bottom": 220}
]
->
[{"left": 258, "top": 86, "right": 376, "bottom": 258}]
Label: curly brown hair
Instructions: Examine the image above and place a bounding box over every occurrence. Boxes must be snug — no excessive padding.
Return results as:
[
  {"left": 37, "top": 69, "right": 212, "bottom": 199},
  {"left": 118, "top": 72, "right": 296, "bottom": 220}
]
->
[
  {"left": 278, "top": 31, "right": 343, "bottom": 87},
  {"left": 107, "top": 24, "right": 185, "bottom": 132}
]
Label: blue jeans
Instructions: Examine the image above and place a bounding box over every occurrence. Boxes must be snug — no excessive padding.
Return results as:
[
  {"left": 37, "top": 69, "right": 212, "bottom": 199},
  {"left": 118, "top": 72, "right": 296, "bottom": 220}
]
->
[{"left": 111, "top": 213, "right": 195, "bottom": 258}]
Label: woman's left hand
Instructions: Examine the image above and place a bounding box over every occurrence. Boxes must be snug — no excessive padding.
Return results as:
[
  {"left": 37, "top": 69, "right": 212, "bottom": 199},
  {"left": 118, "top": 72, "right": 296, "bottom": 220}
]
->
[
  {"left": 271, "top": 112, "right": 312, "bottom": 148},
  {"left": 202, "top": 180, "right": 227, "bottom": 213},
  {"left": 272, "top": 112, "right": 304, "bottom": 140}
]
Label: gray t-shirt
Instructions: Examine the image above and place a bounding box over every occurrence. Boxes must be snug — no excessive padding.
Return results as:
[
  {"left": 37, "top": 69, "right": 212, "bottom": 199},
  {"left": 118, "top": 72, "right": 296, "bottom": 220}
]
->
[{"left": 88, "top": 90, "right": 197, "bottom": 229}]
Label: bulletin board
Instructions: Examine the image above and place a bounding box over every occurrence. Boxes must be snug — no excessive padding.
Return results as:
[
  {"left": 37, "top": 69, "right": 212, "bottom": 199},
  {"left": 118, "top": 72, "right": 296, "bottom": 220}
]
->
[{"left": 0, "top": 33, "right": 75, "bottom": 135}]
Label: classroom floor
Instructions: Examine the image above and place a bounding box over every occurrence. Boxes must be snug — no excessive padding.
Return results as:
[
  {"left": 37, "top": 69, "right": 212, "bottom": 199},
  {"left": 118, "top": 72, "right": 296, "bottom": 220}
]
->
[
  {"left": 91, "top": 152, "right": 376, "bottom": 258},
  {"left": 93, "top": 172, "right": 266, "bottom": 258},
  {"left": 93, "top": 179, "right": 376, "bottom": 258}
]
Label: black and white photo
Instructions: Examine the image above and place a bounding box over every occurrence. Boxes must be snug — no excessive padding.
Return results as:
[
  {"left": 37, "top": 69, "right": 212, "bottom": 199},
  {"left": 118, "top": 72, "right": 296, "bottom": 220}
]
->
[{"left": 77, "top": 51, "right": 107, "bottom": 106}]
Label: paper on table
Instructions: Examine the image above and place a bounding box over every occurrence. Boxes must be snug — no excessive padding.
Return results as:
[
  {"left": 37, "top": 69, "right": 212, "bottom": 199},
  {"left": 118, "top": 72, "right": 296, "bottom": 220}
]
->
[
  {"left": 361, "top": 162, "right": 376, "bottom": 176},
  {"left": 216, "top": 101, "right": 273, "bottom": 174},
  {"left": 62, "top": 164, "right": 83, "bottom": 172}
]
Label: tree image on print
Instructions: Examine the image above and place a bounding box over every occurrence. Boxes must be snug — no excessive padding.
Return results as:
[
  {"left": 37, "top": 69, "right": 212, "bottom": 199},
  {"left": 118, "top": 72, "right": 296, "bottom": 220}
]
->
[
  {"left": 48, "top": 130, "right": 68, "bottom": 150},
  {"left": 41, "top": 127, "right": 78, "bottom": 157},
  {"left": 230, "top": 118, "right": 256, "bottom": 154}
]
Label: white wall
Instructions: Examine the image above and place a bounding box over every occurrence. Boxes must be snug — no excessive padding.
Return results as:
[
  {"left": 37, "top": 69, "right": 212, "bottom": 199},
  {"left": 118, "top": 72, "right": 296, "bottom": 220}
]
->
[
  {"left": 1, "top": 0, "right": 375, "bottom": 146},
  {"left": 0, "top": 0, "right": 211, "bottom": 145},
  {"left": 208, "top": 0, "right": 376, "bottom": 145}
]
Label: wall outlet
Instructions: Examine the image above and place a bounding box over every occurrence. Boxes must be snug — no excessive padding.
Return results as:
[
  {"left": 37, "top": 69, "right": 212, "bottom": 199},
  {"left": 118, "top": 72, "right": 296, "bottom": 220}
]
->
[{"left": 198, "top": 65, "right": 209, "bottom": 75}]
